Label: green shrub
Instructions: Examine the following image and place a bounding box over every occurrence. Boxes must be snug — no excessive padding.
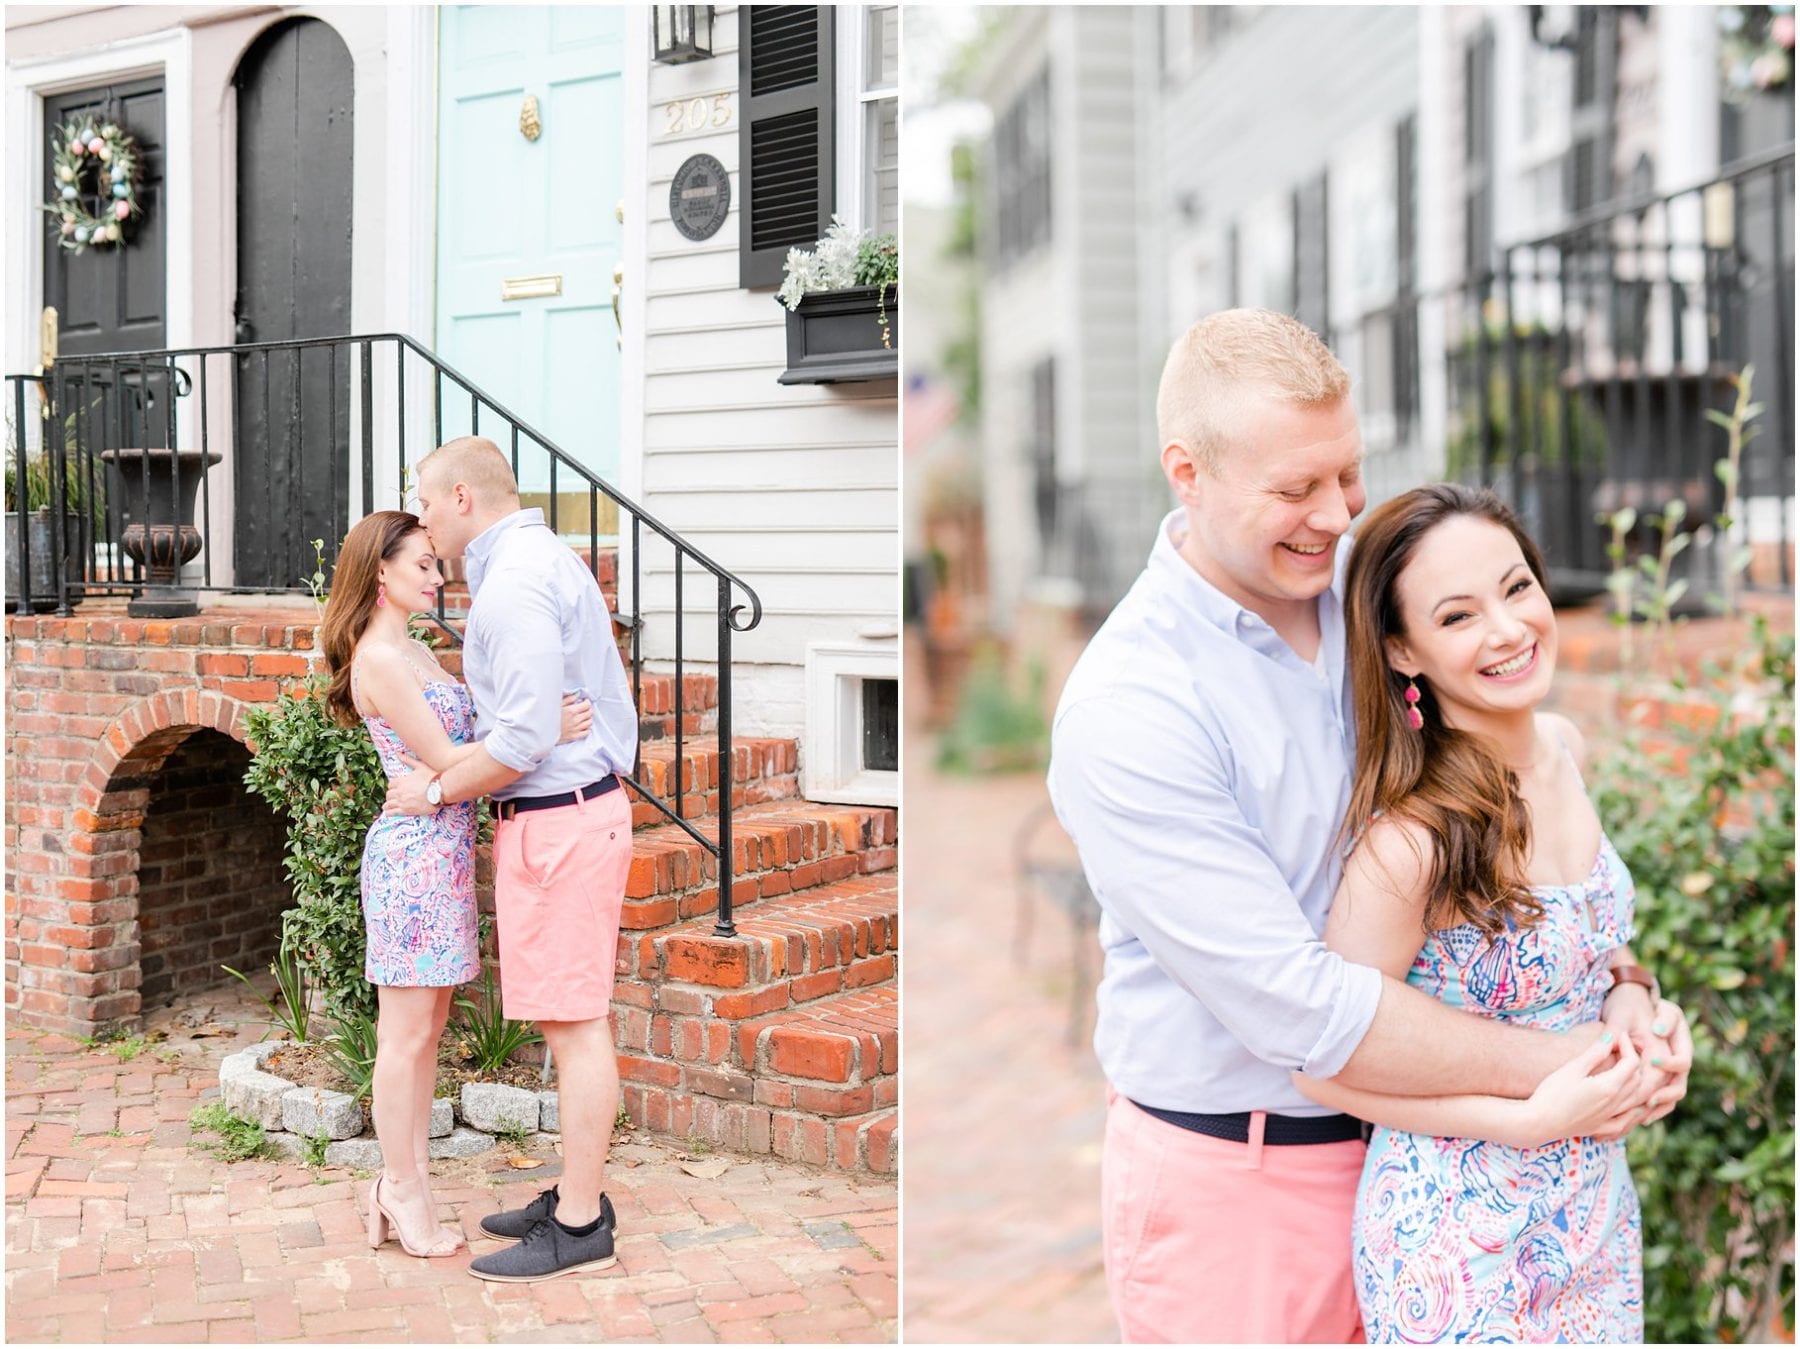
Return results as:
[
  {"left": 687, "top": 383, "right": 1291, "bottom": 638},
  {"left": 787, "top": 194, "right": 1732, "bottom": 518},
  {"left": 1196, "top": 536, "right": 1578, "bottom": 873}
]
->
[
  {"left": 935, "top": 645, "right": 1048, "bottom": 775},
  {"left": 454, "top": 963, "right": 543, "bottom": 1074},
  {"left": 319, "top": 1004, "right": 380, "bottom": 1104},
  {"left": 242, "top": 675, "right": 384, "bottom": 1023},
  {"left": 1591, "top": 618, "right": 1795, "bottom": 1343}
]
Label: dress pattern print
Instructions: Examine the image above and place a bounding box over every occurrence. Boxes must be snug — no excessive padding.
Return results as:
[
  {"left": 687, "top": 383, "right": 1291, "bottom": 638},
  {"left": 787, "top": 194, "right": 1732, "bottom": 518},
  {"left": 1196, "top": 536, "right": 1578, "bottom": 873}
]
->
[
  {"left": 359, "top": 679, "right": 481, "bottom": 988},
  {"left": 1353, "top": 835, "right": 1644, "bottom": 1343}
]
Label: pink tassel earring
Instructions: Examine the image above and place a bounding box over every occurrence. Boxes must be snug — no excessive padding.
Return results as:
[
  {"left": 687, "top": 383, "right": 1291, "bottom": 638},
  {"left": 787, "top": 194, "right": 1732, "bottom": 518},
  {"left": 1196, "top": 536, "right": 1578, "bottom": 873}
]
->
[
  {"left": 376, "top": 582, "right": 388, "bottom": 609},
  {"left": 1404, "top": 679, "right": 1424, "bottom": 731}
]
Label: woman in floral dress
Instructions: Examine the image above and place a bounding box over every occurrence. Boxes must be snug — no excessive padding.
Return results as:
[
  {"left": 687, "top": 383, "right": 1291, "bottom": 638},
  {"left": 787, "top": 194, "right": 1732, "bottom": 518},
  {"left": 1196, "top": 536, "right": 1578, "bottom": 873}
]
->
[
  {"left": 321, "top": 511, "right": 589, "bottom": 1259},
  {"left": 1296, "top": 485, "right": 1690, "bottom": 1341}
]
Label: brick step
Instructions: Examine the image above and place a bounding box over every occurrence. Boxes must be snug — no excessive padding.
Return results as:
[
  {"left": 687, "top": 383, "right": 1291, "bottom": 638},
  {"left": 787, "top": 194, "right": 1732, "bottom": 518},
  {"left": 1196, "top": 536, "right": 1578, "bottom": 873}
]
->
[
  {"left": 620, "top": 801, "right": 898, "bottom": 931},
  {"left": 630, "top": 873, "right": 897, "bottom": 1001},
  {"left": 626, "top": 737, "right": 800, "bottom": 827},
  {"left": 616, "top": 983, "right": 898, "bottom": 1175}
]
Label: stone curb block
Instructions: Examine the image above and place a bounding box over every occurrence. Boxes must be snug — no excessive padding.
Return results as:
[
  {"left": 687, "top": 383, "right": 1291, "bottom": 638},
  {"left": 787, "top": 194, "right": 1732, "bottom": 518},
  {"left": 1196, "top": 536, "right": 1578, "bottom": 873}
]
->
[
  {"left": 430, "top": 1126, "right": 495, "bottom": 1160},
  {"left": 536, "top": 1090, "right": 559, "bottom": 1134},
  {"left": 281, "top": 1086, "right": 366, "bottom": 1141},
  {"left": 460, "top": 1082, "right": 539, "bottom": 1134},
  {"left": 219, "top": 1048, "right": 294, "bottom": 1130},
  {"left": 430, "top": 1096, "right": 454, "bottom": 1138},
  {"left": 324, "top": 1136, "right": 385, "bottom": 1169}
]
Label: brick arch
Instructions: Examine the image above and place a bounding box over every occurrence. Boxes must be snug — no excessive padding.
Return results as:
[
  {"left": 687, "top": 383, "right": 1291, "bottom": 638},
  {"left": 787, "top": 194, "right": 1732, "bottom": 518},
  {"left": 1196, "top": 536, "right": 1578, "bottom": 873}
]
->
[{"left": 26, "top": 691, "right": 262, "bottom": 1032}]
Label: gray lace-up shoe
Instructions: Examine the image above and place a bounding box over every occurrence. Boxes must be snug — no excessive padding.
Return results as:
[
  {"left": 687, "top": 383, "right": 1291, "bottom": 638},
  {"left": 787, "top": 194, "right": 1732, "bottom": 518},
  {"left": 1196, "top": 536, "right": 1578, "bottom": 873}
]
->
[
  {"left": 479, "top": 1187, "right": 616, "bottom": 1243},
  {"left": 467, "top": 1214, "right": 616, "bottom": 1283}
]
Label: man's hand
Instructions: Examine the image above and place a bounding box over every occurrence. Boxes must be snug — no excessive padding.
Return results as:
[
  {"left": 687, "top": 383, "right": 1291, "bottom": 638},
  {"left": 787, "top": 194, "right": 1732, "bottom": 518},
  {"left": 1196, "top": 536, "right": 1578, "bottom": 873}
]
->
[{"left": 384, "top": 756, "right": 436, "bottom": 816}]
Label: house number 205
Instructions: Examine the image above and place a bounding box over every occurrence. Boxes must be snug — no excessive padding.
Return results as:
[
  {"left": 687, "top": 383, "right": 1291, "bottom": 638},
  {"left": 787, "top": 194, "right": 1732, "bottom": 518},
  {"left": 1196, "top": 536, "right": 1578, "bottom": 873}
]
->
[{"left": 665, "top": 95, "right": 732, "bottom": 134}]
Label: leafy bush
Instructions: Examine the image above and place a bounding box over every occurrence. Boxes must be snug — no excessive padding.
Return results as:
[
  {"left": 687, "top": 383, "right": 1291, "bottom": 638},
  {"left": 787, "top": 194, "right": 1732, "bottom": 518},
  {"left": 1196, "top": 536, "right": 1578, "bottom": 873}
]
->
[
  {"left": 935, "top": 645, "right": 1048, "bottom": 775},
  {"left": 454, "top": 963, "right": 543, "bottom": 1074},
  {"left": 242, "top": 674, "right": 384, "bottom": 1023},
  {"left": 1590, "top": 618, "right": 1795, "bottom": 1343}
]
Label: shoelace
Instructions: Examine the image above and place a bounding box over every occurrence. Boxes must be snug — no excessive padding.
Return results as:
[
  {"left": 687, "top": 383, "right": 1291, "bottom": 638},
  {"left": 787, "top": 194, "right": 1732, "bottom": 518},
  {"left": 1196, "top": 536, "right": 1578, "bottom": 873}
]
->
[{"left": 519, "top": 1218, "right": 557, "bottom": 1247}]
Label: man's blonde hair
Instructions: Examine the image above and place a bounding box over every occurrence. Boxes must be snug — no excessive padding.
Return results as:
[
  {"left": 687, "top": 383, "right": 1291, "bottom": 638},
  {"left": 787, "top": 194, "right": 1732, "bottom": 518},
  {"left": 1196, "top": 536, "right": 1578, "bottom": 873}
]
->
[
  {"left": 1156, "top": 309, "right": 1350, "bottom": 471},
  {"left": 418, "top": 436, "right": 520, "bottom": 506}
]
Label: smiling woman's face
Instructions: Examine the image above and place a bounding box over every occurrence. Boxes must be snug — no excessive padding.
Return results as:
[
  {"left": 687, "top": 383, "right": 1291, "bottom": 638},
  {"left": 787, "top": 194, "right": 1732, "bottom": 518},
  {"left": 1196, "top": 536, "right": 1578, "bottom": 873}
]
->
[
  {"left": 377, "top": 530, "right": 443, "bottom": 615},
  {"left": 1386, "top": 514, "right": 1557, "bottom": 729}
]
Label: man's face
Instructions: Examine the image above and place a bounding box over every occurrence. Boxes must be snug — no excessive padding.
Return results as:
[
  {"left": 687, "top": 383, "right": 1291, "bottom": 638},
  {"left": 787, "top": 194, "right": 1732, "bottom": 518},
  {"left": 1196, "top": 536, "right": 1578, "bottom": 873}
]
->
[
  {"left": 414, "top": 464, "right": 466, "bottom": 559},
  {"left": 1180, "top": 397, "right": 1366, "bottom": 619}
]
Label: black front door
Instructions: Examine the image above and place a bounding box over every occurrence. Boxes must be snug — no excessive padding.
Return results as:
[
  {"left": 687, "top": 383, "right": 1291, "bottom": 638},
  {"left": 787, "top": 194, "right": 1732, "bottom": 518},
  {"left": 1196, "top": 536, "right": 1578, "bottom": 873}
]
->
[
  {"left": 232, "top": 17, "right": 354, "bottom": 590},
  {"left": 43, "top": 79, "right": 169, "bottom": 453}
]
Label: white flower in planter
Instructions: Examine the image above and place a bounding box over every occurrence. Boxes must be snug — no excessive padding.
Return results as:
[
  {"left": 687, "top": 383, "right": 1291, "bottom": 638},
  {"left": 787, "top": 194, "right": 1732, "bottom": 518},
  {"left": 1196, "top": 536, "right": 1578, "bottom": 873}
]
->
[{"left": 779, "top": 214, "right": 878, "bottom": 310}]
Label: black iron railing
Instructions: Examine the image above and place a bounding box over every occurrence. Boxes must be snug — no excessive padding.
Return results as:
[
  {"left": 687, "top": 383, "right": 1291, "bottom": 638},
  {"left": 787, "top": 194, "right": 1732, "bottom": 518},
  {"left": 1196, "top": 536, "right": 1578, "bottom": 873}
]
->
[
  {"left": 5, "top": 334, "right": 763, "bottom": 936},
  {"left": 1450, "top": 147, "right": 1794, "bottom": 599}
]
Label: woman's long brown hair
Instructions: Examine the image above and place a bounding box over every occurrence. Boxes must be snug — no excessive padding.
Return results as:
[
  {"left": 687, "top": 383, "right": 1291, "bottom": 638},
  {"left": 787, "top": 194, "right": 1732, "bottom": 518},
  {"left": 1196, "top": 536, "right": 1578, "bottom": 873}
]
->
[
  {"left": 1340, "top": 484, "right": 1551, "bottom": 937},
  {"left": 321, "top": 511, "right": 426, "bottom": 727}
]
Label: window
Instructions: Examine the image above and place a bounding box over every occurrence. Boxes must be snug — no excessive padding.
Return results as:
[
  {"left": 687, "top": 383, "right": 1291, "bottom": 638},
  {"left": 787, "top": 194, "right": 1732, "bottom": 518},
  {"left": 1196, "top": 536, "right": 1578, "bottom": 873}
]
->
[
  {"left": 805, "top": 641, "right": 899, "bottom": 807},
  {"left": 1294, "top": 171, "right": 1329, "bottom": 339},
  {"left": 837, "top": 4, "right": 899, "bottom": 237},
  {"left": 992, "top": 66, "right": 1051, "bottom": 268}
]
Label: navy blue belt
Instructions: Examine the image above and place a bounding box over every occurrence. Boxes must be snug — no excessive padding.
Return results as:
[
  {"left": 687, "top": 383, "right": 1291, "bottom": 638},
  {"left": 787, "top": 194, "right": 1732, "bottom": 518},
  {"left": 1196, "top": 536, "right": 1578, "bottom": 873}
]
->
[
  {"left": 1132, "top": 1102, "right": 1365, "bottom": 1145},
  {"left": 494, "top": 775, "right": 621, "bottom": 820}
]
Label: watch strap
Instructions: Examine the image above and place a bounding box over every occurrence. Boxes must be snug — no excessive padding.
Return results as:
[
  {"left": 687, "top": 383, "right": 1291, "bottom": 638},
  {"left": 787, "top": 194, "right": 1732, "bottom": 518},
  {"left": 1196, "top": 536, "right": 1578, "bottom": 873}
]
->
[{"left": 1608, "top": 962, "right": 1659, "bottom": 1002}]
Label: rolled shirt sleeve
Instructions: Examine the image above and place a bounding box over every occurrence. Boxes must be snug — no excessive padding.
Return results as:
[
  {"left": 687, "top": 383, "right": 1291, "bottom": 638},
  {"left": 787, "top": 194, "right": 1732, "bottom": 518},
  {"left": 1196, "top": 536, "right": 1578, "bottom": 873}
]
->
[{"left": 1051, "top": 692, "right": 1382, "bottom": 1081}]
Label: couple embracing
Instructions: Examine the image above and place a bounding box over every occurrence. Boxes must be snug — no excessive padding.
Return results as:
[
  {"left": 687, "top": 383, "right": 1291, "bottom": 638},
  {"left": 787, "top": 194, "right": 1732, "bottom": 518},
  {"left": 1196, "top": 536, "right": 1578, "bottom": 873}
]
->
[
  {"left": 317, "top": 436, "right": 634, "bottom": 1283},
  {"left": 1049, "top": 310, "right": 1694, "bottom": 1343}
]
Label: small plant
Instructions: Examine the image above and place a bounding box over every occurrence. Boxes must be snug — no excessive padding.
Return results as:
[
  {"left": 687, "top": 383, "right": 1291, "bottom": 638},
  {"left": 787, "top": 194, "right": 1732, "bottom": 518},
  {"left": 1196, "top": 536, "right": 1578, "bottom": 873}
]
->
[
  {"left": 110, "top": 1036, "right": 147, "bottom": 1063},
  {"left": 300, "top": 1132, "right": 331, "bottom": 1169},
  {"left": 494, "top": 1122, "right": 532, "bottom": 1150},
  {"left": 188, "top": 1103, "right": 278, "bottom": 1163},
  {"left": 318, "top": 1005, "right": 380, "bottom": 1104},
  {"left": 615, "top": 1103, "right": 633, "bottom": 1133},
  {"left": 1703, "top": 363, "right": 1763, "bottom": 618},
  {"left": 77, "top": 1023, "right": 129, "bottom": 1051},
  {"left": 778, "top": 214, "right": 900, "bottom": 347},
  {"left": 221, "top": 942, "right": 313, "bottom": 1043},
  {"left": 454, "top": 964, "right": 544, "bottom": 1075},
  {"left": 684, "top": 1132, "right": 712, "bottom": 1157}
]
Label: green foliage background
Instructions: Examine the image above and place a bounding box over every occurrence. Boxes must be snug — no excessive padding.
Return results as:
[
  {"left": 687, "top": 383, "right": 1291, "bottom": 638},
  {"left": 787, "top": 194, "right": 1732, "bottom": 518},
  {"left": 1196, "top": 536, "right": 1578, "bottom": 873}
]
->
[
  {"left": 242, "top": 675, "right": 384, "bottom": 1023},
  {"left": 1592, "top": 621, "right": 1795, "bottom": 1342}
]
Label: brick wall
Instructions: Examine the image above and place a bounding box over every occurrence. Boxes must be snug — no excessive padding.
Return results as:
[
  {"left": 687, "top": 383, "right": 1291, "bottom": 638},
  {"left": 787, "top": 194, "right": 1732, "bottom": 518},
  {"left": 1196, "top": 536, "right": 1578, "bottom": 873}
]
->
[
  {"left": 4, "top": 606, "right": 316, "bottom": 1034},
  {"left": 136, "top": 732, "right": 288, "bottom": 1008}
]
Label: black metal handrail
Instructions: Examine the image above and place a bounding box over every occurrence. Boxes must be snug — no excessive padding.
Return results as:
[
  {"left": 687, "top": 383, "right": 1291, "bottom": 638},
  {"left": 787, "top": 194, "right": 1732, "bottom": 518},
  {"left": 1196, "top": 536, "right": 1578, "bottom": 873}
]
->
[
  {"left": 5, "top": 332, "right": 763, "bottom": 936},
  {"left": 1450, "top": 149, "right": 1794, "bottom": 599}
]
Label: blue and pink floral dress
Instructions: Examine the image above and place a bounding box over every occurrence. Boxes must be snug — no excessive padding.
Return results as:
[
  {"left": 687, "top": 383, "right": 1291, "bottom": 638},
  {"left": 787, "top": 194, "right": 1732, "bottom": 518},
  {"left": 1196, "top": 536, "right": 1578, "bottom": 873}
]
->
[
  {"left": 1352, "top": 830, "right": 1644, "bottom": 1342},
  {"left": 357, "top": 671, "right": 481, "bottom": 988}
]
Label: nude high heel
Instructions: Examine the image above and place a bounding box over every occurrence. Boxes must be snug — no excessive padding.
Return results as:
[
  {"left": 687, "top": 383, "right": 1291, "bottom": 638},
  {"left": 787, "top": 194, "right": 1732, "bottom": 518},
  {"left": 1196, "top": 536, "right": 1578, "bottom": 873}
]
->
[{"left": 368, "top": 1174, "right": 463, "bottom": 1258}]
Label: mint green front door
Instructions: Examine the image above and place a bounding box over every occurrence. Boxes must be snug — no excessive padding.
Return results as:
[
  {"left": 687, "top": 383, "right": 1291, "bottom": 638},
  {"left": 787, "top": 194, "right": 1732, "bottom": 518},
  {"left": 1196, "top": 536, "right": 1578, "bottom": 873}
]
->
[{"left": 435, "top": 5, "right": 623, "bottom": 516}]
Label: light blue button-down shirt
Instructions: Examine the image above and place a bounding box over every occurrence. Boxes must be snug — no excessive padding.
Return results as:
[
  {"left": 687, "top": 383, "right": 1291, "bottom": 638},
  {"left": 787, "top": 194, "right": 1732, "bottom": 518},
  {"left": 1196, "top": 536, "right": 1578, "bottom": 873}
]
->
[
  {"left": 462, "top": 509, "right": 636, "bottom": 799},
  {"left": 1048, "top": 509, "right": 1383, "bottom": 1114}
]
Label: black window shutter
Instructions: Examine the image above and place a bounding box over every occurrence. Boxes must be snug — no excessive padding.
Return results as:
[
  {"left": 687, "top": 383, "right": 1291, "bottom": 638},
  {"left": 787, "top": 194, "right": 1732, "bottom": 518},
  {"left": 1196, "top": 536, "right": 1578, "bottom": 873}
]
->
[{"left": 739, "top": 6, "right": 835, "bottom": 290}]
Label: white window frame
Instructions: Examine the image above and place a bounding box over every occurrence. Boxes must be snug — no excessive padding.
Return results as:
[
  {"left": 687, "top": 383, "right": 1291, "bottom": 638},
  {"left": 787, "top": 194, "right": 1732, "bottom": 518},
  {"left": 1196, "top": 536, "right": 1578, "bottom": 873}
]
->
[
  {"left": 834, "top": 4, "right": 898, "bottom": 235},
  {"left": 803, "top": 638, "right": 899, "bottom": 807},
  {"left": 6, "top": 27, "right": 194, "bottom": 370}
]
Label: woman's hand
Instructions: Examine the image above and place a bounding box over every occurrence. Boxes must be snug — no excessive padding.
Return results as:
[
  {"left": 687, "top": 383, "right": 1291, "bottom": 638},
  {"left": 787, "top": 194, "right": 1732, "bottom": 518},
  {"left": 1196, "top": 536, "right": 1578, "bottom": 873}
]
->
[
  {"left": 1518, "top": 1030, "right": 1643, "bottom": 1148},
  {"left": 557, "top": 692, "right": 593, "bottom": 744},
  {"left": 1603, "top": 988, "right": 1693, "bottom": 1125}
]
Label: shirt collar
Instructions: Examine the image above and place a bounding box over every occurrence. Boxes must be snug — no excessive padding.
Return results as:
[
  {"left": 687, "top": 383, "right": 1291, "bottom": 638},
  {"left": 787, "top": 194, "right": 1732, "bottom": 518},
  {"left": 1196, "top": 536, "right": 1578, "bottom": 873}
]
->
[
  {"left": 1145, "top": 507, "right": 1348, "bottom": 654},
  {"left": 463, "top": 508, "right": 545, "bottom": 597}
]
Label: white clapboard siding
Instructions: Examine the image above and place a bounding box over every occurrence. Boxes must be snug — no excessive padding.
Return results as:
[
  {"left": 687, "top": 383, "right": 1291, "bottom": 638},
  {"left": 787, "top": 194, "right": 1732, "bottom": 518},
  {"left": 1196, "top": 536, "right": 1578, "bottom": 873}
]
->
[{"left": 635, "top": 5, "right": 898, "bottom": 704}]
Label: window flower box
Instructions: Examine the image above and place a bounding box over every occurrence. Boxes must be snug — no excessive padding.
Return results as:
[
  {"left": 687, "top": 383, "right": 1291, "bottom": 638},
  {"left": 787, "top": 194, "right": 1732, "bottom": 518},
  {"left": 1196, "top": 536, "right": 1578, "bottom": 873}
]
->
[{"left": 777, "top": 285, "right": 898, "bottom": 385}]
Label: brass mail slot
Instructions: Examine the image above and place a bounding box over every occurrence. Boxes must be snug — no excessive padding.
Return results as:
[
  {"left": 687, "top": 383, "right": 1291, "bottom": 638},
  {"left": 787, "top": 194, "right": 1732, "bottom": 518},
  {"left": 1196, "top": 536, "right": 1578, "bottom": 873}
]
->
[{"left": 501, "top": 273, "right": 563, "bottom": 301}]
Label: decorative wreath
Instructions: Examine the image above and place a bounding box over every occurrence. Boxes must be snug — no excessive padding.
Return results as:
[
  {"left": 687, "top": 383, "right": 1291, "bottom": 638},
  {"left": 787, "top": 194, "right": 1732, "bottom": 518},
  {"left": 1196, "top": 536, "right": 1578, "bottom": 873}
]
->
[{"left": 45, "top": 119, "right": 142, "bottom": 254}]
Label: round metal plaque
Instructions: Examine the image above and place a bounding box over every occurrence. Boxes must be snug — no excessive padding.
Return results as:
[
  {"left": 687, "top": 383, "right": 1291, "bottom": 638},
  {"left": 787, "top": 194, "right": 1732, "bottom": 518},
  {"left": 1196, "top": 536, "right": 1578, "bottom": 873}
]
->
[{"left": 669, "top": 153, "right": 730, "bottom": 242}]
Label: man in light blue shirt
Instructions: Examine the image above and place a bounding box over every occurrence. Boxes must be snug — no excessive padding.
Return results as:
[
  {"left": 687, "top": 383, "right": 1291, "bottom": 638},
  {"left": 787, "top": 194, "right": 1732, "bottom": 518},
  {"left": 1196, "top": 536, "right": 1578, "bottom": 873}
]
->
[
  {"left": 1048, "top": 310, "right": 1636, "bottom": 1342},
  {"left": 386, "top": 436, "right": 634, "bottom": 1283}
]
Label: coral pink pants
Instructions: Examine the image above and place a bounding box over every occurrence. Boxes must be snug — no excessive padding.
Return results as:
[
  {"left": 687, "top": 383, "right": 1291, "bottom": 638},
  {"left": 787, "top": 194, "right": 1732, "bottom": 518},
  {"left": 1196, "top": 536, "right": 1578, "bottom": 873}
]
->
[
  {"left": 491, "top": 787, "right": 632, "bottom": 1023},
  {"left": 1102, "top": 1086, "right": 1366, "bottom": 1344}
]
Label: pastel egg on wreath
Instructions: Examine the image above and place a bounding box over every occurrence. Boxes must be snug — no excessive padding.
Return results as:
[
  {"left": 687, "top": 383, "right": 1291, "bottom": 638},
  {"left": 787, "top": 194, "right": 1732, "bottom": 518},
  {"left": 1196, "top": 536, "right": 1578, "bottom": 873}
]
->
[
  {"left": 57, "top": 165, "right": 74, "bottom": 183},
  {"left": 69, "top": 140, "right": 85, "bottom": 156},
  {"left": 112, "top": 183, "right": 129, "bottom": 199},
  {"left": 60, "top": 185, "right": 78, "bottom": 201},
  {"left": 113, "top": 200, "right": 131, "bottom": 220},
  {"left": 87, "top": 137, "right": 105, "bottom": 153},
  {"left": 97, "top": 144, "right": 112, "bottom": 162},
  {"left": 74, "top": 226, "right": 90, "bottom": 243},
  {"left": 61, "top": 220, "right": 76, "bottom": 236},
  {"left": 110, "top": 165, "right": 125, "bottom": 182}
]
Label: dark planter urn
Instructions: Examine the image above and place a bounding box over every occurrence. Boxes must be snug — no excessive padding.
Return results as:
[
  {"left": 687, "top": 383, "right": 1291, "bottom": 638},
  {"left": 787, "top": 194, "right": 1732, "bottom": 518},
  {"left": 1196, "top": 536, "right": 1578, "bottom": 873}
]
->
[
  {"left": 4, "top": 510, "right": 85, "bottom": 613},
  {"left": 100, "top": 446, "right": 223, "bottom": 617},
  {"left": 778, "top": 286, "right": 899, "bottom": 385}
]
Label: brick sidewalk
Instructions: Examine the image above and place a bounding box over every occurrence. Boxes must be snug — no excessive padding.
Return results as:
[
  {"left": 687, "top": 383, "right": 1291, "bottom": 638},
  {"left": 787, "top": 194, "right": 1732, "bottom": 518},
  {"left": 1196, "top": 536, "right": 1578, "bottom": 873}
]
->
[
  {"left": 5, "top": 990, "right": 896, "bottom": 1344},
  {"left": 901, "top": 634, "right": 1116, "bottom": 1344}
]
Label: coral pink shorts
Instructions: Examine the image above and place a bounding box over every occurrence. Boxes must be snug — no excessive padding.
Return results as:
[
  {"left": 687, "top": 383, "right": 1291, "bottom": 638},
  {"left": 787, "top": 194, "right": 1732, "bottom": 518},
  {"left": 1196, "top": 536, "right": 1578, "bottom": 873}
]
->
[
  {"left": 491, "top": 787, "right": 632, "bottom": 1023},
  {"left": 1103, "top": 1086, "right": 1366, "bottom": 1344}
]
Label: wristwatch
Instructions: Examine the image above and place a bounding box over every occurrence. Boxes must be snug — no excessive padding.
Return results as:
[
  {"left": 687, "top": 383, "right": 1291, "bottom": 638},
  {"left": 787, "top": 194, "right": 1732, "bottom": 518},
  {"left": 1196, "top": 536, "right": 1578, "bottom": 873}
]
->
[
  {"left": 1607, "top": 962, "right": 1660, "bottom": 1003},
  {"left": 425, "top": 773, "right": 444, "bottom": 809}
]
